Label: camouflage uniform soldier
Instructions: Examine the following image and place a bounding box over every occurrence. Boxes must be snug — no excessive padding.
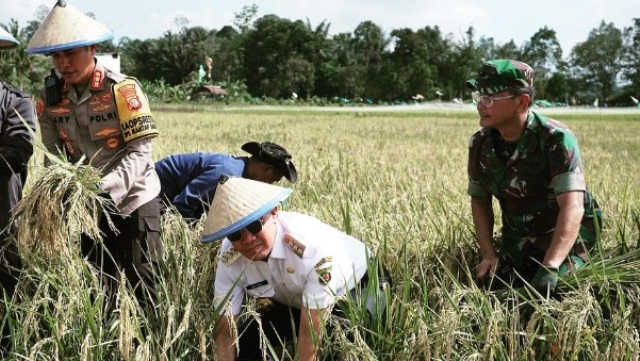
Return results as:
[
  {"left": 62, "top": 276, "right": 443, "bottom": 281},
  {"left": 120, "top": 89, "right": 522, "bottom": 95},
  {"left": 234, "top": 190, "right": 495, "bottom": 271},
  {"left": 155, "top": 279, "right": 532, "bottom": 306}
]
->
[
  {"left": 27, "top": 1, "right": 162, "bottom": 307},
  {"left": 466, "top": 59, "right": 601, "bottom": 295}
]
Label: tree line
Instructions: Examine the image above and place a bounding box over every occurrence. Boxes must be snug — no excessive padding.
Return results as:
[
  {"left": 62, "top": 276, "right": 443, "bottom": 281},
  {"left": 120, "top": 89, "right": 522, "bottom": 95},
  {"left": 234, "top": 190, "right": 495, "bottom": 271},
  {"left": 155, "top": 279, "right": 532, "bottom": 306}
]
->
[{"left": 1, "top": 5, "right": 639, "bottom": 106}]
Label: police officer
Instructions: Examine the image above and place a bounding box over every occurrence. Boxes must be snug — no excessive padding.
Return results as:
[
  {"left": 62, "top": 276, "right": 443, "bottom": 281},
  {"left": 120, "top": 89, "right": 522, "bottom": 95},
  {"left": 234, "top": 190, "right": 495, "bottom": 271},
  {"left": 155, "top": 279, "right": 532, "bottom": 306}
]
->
[
  {"left": 27, "top": 1, "right": 162, "bottom": 307},
  {"left": 155, "top": 141, "right": 297, "bottom": 220},
  {"left": 200, "top": 176, "right": 387, "bottom": 361},
  {"left": 466, "top": 59, "right": 602, "bottom": 296},
  {"left": 0, "top": 25, "right": 36, "bottom": 351}
]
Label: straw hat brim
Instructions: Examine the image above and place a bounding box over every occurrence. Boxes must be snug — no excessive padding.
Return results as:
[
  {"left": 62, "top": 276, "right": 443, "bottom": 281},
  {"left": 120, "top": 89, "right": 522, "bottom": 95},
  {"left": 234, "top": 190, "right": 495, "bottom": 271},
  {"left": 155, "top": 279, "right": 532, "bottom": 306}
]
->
[
  {"left": 200, "top": 187, "right": 292, "bottom": 243},
  {"left": 27, "top": 33, "right": 113, "bottom": 54},
  {"left": 26, "top": 1, "right": 114, "bottom": 54},
  {"left": 0, "top": 27, "right": 19, "bottom": 50}
]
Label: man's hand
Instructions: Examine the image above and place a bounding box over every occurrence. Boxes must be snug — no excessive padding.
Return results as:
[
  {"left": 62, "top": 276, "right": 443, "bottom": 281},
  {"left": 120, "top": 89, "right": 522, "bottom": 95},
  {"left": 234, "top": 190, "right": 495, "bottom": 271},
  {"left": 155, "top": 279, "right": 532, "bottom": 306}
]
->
[
  {"left": 476, "top": 256, "right": 498, "bottom": 280},
  {"left": 531, "top": 266, "right": 559, "bottom": 295}
]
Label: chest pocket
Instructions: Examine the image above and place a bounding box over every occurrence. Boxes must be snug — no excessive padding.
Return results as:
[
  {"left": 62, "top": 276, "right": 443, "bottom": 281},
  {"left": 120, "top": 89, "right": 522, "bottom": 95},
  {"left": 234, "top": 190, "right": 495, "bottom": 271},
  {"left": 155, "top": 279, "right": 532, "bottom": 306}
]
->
[
  {"left": 282, "top": 269, "right": 306, "bottom": 295},
  {"left": 88, "top": 120, "right": 125, "bottom": 160}
]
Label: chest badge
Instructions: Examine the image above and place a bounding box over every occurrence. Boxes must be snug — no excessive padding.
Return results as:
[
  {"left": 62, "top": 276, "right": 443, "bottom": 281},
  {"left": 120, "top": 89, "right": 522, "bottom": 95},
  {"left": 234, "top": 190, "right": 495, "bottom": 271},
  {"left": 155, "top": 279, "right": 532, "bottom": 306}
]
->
[{"left": 286, "top": 266, "right": 295, "bottom": 274}]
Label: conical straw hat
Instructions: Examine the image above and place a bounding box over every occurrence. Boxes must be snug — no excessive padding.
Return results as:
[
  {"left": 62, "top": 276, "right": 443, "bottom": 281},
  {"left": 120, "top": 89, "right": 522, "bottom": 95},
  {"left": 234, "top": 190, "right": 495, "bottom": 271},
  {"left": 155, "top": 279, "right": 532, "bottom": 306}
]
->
[
  {"left": 200, "top": 176, "right": 292, "bottom": 243},
  {"left": 27, "top": 1, "right": 113, "bottom": 54},
  {"left": 0, "top": 26, "right": 19, "bottom": 50}
]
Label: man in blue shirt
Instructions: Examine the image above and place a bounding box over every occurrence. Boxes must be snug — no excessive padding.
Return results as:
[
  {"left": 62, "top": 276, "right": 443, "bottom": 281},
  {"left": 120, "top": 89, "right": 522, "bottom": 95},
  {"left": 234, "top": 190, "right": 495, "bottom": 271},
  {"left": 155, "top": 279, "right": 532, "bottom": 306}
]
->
[{"left": 155, "top": 141, "right": 297, "bottom": 220}]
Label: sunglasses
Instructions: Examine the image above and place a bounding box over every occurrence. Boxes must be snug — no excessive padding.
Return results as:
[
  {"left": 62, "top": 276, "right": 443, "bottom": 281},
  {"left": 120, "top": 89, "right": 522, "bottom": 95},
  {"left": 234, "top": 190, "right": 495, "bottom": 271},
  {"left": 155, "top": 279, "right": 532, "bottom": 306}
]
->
[{"left": 227, "top": 218, "right": 265, "bottom": 242}]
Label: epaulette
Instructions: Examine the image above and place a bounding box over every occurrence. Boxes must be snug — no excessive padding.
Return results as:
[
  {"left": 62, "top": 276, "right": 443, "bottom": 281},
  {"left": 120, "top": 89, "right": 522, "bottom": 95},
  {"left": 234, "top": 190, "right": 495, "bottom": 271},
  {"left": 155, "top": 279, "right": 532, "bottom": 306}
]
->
[{"left": 284, "top": 233, "right": 306, "bottom": 258}]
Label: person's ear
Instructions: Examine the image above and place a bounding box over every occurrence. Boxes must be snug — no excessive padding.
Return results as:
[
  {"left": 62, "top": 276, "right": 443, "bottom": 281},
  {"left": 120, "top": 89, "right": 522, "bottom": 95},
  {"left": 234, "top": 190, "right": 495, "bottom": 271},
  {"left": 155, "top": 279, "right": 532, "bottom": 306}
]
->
[{"left": 519, "top": 93, "right": 531, "bottom": 109}]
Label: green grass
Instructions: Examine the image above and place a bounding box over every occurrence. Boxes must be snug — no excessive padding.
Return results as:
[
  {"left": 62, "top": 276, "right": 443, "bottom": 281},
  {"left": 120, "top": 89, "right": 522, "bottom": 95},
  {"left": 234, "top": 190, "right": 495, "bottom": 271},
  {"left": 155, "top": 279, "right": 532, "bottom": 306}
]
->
[{"left": 7, "top": 107, "right": 640, "bottom": 360}]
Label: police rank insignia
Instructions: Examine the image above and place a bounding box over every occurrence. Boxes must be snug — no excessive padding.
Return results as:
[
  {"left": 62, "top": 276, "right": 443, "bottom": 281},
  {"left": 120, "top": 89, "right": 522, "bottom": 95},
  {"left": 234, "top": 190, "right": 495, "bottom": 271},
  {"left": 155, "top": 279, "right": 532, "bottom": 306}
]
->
[
  {"left": 113, "top": 78, "right": 159, "bottom": 143},
  {"left": 284, "top": 234, "right": 305, "bottom": 258}
]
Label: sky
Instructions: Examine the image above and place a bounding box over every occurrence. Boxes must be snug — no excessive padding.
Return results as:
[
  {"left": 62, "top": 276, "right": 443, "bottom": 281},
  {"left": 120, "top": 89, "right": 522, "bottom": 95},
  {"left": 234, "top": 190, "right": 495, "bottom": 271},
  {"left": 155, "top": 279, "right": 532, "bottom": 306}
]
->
[{"left": 1, "top": 0, "right": 637, "bottom": 56}]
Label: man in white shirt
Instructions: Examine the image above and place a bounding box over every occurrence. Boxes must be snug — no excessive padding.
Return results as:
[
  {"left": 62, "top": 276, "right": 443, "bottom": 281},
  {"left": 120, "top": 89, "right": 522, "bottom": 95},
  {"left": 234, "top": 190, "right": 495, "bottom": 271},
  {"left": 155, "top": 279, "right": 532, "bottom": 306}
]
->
[{"left": 201, "top": 176, "right": 388, "bottom": 361}]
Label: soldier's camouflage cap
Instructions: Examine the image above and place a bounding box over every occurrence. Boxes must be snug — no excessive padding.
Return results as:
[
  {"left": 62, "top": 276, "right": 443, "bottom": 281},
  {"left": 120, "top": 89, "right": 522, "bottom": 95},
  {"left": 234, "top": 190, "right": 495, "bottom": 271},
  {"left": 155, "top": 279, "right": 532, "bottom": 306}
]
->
[{"left": 465, "top": 59, "right": 534, "bottom": 95}]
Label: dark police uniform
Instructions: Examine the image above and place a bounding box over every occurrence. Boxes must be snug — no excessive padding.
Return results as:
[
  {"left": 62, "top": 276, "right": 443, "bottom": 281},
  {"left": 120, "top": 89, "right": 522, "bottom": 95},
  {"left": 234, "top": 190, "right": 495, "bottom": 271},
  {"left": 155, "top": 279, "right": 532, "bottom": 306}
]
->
[{"left": 0, "top": 81, "right": 35, "bottom": 296}]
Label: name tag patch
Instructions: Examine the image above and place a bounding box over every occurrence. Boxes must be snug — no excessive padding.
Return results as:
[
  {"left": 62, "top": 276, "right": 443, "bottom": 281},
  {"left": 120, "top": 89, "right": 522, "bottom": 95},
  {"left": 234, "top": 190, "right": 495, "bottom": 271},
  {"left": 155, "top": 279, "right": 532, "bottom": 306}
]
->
[{"left": 246, "top": 280, "right": 269, "bottom": 290}]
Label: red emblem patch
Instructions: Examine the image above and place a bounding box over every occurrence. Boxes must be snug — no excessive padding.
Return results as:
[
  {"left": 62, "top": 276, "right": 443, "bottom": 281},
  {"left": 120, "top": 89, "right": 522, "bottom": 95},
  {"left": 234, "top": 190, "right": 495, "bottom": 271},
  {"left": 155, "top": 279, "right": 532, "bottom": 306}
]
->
[
  {"left": 35, "top": 97, "right": 44, "bottom": 118},
  {"left": 105, "top": 137, "right": 120, "bottom": 149},
  {"left": 50, "top": 107, "right": 70, "bottom": 115}
]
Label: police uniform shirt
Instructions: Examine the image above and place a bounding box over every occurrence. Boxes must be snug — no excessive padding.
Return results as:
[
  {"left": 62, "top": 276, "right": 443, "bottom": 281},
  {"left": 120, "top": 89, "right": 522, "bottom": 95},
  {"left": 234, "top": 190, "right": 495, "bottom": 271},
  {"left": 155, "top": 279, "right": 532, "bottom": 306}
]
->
[
  {"left": 36, "top": 59, "right": 159, "bottom": 215},
  {"left": 214, "top": 211, "right": 370, "bottom": 316}
]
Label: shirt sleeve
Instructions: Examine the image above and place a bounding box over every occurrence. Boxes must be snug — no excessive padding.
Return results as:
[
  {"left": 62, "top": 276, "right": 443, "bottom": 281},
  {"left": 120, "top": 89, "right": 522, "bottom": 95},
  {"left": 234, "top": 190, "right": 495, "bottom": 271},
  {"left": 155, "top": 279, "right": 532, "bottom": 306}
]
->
[
  {"left": 0, "top": 87, "right": 36, "bottom": 176},
  {"left": 172, "top": 163, "right": 229, "bottom": 219},
  {"left": 302, "top": 252, "right": 339, "bottom": 310},
  {"left": 467, "top": 131, "right": 491, "bottom": 198},
  {"left": 101, "top": 136, "right": 156, "bottom": 204},
  {"left": 546, "top": 128, "right": 586, "bottom": 194},
  {"left": 213, "top": 258, "right": 245, "bottom": 316}
]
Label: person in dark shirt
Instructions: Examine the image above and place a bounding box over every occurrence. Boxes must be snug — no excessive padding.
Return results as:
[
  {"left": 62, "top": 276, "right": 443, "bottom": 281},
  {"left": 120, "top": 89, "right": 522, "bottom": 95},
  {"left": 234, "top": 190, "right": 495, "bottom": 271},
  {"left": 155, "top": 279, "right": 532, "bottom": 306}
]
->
[
  {"left": 0, "top": 25, "right": 36, "bottom": 353},
  {"left": 155, "top": 141, "right": 297, "bottom": 220}
]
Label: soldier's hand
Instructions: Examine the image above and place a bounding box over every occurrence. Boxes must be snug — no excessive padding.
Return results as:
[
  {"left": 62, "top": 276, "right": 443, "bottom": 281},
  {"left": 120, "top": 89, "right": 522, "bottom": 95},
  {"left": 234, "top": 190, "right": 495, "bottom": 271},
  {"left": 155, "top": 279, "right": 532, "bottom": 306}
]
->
[
  {"left": 531, "top": 265, "right": 559, "bottom": 296},
  {"left": 476, "top": 256, "right": 498, "bottom": 280}
]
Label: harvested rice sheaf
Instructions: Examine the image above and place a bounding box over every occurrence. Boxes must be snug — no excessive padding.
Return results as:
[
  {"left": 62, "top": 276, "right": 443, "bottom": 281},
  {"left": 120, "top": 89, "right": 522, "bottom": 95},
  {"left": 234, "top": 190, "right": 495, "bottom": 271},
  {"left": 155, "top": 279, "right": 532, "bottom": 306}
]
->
[{"left": 13, "top": 161, "right": 115, "bottom": 262}]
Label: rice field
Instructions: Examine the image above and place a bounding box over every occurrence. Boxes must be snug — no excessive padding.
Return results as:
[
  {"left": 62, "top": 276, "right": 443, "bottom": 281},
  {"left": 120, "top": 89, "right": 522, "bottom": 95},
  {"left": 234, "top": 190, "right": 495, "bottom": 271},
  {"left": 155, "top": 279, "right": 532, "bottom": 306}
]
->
[{"left": 6, "top": 105, "right": 640, "bottom": 360}]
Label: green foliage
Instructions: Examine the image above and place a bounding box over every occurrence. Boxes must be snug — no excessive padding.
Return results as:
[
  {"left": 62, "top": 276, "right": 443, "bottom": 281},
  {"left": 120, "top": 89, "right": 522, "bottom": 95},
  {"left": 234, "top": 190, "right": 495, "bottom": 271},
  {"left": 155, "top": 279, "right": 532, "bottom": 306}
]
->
[{"left": 571, "top": 21, "right": 624, "bottom": 104}]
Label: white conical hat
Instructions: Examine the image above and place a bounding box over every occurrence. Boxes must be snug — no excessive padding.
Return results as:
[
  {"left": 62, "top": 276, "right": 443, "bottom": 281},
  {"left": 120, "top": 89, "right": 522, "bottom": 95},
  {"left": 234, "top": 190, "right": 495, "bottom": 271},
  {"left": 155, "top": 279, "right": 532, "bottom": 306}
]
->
[
  {"left": 27, "top": 1, "right": 113, "bottom": 54},
  {"left": 0, "top": 26, "right": 19, "bottom": 50},
  {"left": 200, "top": 176, "right": 292, "bottom": 243}
]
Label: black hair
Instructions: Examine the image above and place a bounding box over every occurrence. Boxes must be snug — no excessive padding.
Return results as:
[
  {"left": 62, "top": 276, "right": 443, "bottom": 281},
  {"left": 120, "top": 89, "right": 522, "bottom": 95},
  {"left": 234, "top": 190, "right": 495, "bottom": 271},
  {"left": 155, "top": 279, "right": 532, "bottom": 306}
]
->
[{"left": 509, "top": 86, "right": 535, "bottom": 108}]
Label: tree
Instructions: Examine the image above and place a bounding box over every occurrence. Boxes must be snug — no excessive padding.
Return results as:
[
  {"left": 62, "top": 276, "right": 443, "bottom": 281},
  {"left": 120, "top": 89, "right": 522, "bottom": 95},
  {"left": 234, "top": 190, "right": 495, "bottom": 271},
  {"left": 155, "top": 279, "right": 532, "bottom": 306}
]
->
[
  {"left": 446, "top": 27, "right": 484, "bottom": 100},
  {"left": 621, "top": 18, "right": 640, "bottom": 99},
  {"left": 571, "top": 21, "right": 623, "bottom": 104},
  {"left": 521, "top": 27, "right": 563, "bottom": 99},
  {"left": 384, "top": 28, "right": 433, "bottom": 100},
  {"left": 242, "top": 15, "right": 320, "bottom": 97}
]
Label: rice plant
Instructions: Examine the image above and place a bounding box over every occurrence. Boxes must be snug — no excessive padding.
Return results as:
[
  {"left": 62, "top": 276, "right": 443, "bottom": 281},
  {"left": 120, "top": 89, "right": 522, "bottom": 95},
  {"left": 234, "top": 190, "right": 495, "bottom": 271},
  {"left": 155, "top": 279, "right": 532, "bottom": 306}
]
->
[{"left": 1, "top": 107, "right": 639, "bottom": 360}]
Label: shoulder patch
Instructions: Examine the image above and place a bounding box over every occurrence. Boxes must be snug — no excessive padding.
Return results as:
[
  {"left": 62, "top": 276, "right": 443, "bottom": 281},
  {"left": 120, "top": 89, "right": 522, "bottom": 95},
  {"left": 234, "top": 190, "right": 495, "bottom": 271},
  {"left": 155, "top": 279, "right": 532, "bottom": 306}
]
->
[
  {"left": 284, "top": 233, "right": 306, "bottom": 258},
  {"left": 221, "top": 247, "right": 241, "bottom": 266},
  {"left": 113, "top": 78, "right": 159, "bottom": 143},
  {"left": 313, "top": 256, "right": 332, "bottom": 269},
  {"left": 316, "top": 267, "right": 332, "bottom": 284}
]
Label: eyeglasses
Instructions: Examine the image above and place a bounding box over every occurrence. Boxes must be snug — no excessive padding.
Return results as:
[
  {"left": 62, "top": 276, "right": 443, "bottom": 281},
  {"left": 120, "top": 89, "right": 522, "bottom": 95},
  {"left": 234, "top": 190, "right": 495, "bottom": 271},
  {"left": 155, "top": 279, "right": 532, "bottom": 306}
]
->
[
  {"left": 472, "top": 91, "right": 516, "bottom": 108},
  {"left": 227, "top": 218, "right": 265, "bottom": 242}
]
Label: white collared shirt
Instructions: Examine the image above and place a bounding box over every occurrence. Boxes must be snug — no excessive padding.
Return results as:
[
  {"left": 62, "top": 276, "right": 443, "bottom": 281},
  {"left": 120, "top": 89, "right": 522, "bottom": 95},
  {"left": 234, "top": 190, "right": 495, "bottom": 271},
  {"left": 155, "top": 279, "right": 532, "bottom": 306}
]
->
[{"left": 214, "top": 211, "right": 370, "bottom": 315}]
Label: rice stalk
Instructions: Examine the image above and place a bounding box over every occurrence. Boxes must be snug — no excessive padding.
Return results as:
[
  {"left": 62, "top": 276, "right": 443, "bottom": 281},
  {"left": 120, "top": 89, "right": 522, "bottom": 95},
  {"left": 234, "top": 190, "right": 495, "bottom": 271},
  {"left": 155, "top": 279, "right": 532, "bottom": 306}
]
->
[{"left": 12, "top": 157, "right": 116, "bottom": 264}]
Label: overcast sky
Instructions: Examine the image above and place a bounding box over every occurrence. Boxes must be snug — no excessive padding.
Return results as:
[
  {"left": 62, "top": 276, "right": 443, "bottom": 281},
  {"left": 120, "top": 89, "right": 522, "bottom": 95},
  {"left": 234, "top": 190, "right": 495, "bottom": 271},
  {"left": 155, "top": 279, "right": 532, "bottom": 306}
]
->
[{"left": 1, "top": 0, "right": 637, "bottom": 55}]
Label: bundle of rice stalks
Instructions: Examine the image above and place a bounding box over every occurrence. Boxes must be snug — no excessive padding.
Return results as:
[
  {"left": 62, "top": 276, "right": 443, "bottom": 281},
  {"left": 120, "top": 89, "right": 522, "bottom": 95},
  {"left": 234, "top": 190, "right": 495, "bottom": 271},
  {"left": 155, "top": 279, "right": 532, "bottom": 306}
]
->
[{"left": 13, "top": 155, "right": 115, "bottom": 263}]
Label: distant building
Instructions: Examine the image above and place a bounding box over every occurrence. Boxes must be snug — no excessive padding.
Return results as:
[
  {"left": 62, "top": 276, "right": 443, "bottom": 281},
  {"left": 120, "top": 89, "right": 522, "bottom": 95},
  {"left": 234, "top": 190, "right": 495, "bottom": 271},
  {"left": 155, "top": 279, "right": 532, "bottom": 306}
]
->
[{"left": 96, "top": 52, "right": 120, "bottom": 73}]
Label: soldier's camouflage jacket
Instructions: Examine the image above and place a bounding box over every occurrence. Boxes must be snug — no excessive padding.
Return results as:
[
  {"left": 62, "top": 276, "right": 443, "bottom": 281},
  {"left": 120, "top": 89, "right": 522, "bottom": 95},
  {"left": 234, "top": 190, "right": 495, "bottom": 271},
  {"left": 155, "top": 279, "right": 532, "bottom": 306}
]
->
[{"left": 467, "top": 111, "right": 601, "bottom": 264}]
